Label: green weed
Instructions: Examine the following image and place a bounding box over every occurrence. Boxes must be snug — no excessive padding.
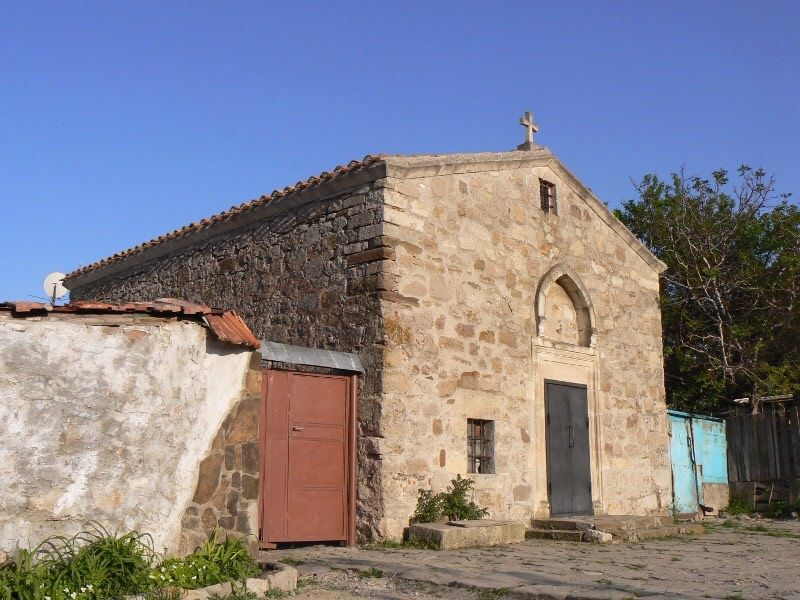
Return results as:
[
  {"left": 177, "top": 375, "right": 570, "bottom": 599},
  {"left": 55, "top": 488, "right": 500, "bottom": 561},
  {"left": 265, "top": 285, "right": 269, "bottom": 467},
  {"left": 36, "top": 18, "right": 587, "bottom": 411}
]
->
[
  {"left": 0, "top": 524, "right": 258, "bottom": 600},
  {"left": 0, "top": 521, "right": 157, "bottom": 600},
  {"left": 722, "top": 495, "right": 753, "bottom": 515},
  {"left": 410, "top": 476, "right": 489, "bottom": 524},
  {"left": 356, "top": 567, "right": 383, "bottom": 579},
  {"left": 765, "top": 500, "right": 800, "bottom": 519},
  {"left": 361, "top": 535, "right": 439, "bottom": 551},
  {"left": 154, "top": 531, "right": 258, "bottom": 589},
  {"left": 476, "top": 589, "right": 510, "bottom": 599}
]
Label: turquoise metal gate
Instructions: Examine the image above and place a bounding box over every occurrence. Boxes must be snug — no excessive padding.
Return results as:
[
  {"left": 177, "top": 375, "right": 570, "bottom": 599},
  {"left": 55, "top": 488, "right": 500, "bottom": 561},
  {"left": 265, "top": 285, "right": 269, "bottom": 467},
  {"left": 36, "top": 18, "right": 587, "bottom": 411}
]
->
[{"left": 668, "top": 410, "right": 729, "bottom": 515}]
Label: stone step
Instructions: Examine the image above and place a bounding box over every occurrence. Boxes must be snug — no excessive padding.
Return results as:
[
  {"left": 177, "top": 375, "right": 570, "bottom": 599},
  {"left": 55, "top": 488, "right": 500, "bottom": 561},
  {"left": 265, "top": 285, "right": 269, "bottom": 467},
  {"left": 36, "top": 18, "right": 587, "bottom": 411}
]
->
[
  {"left": 525, "top": 522, "right": 705, "bottom": 544},
  {"left": 525, "top": 528, "right": 586, "bottom": 542},
  {"left": 530, "top": 519, "right": 592, "bottom": 531},
  {"left": 531, "top": 515, "right": 673, "bottom": 532}
]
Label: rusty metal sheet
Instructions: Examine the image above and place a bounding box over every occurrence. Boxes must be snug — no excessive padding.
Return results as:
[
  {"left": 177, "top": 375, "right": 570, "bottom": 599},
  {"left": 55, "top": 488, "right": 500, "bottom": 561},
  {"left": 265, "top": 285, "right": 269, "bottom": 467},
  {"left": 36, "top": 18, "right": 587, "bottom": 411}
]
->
[{"left": 204, "top": 312, "right": 260, "bottom": 349}]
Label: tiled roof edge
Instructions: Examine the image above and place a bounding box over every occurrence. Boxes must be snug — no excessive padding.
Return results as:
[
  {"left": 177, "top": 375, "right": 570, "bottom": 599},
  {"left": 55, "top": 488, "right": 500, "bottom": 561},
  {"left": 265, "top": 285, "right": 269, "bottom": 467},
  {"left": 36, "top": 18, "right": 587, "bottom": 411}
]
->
[
  {"left": 0, "top": 299, "right": 260, "bottom": 349},
  {"left": 65, "top": 155, "right": 385, "bottom": 281}
]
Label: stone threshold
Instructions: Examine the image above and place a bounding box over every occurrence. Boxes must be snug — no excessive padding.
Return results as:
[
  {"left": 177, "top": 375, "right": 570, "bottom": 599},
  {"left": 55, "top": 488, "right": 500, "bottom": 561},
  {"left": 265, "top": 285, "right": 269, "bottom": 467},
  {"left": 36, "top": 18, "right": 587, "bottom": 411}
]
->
[{"left": 528, "top": 514, "right": 706, "bottom": 543}]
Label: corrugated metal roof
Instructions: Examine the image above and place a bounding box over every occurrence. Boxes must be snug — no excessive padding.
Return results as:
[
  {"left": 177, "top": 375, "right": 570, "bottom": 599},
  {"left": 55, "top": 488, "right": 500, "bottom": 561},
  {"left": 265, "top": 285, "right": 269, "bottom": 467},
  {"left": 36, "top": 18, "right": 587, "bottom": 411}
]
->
[
  {"left": 65, "top": 154, "right": 384, "bottom": 279},
  {"left": 0, "top": 298, "right": 260, "bottom": 349},
  {"left": 259, "top": 340, "right": 364, "bottom": 373}
]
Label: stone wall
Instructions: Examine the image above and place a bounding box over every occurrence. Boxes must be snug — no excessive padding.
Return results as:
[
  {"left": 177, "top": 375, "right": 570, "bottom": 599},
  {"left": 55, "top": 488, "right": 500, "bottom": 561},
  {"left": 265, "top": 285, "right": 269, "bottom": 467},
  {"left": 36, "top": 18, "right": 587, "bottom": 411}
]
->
[
  {"left": 179, "top": 354, "right": 262, "bottom": 554},
  {"left": 375, "top": 153, "right": 672, "bottom": 536},
  {"left": 69, "top": 182, "right": 391, "bottom": 540},
  {"left": 0, "top": 313, "right": 252, "bottom": 553}
]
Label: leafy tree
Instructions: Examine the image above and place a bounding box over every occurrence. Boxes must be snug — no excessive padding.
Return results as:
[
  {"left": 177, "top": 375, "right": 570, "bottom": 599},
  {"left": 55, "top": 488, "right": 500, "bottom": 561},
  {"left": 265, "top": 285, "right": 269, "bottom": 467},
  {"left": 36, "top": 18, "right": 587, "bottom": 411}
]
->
[{"left": 615, "top": 166, "right": 799, "bottom": 413}]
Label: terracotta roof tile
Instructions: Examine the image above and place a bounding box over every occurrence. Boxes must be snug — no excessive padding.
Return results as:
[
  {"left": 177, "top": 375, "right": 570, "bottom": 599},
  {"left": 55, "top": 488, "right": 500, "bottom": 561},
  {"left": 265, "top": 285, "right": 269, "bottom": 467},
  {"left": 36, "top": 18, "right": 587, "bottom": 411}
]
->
[{"left": 0, "top": 298, "right": 259, "bottom": 349}]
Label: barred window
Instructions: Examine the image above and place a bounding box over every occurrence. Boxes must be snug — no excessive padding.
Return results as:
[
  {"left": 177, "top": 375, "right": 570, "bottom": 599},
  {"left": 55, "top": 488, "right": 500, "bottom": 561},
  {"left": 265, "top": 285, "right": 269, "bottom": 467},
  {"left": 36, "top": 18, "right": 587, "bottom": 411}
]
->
[
  {"left": 467, "top": 419, "right": 495, "bottom": 474},
  {"left": 540, "top": 179, "right": 557, "bottom": 213}
]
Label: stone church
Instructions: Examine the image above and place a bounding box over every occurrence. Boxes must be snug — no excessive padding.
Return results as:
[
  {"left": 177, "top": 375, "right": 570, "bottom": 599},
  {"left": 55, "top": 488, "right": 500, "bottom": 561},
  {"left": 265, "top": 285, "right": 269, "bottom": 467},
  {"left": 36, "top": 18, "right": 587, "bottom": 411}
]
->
[{"left": 66, "top": 116, "right": 673, "bottom": 542}]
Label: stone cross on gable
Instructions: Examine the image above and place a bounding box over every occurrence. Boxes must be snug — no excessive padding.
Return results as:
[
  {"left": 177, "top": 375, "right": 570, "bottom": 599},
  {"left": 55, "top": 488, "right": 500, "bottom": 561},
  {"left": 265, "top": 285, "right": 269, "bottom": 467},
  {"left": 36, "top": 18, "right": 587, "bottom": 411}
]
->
[{"left": 517, "top": 111, "right": 539, "bottom": 151}]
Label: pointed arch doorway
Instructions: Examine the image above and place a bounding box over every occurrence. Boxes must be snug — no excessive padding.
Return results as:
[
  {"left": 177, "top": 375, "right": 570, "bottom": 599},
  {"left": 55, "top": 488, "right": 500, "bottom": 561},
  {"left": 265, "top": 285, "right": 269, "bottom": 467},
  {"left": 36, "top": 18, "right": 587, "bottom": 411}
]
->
[{"left": 533, "top": 264, "right": 603, "bottom": 517}]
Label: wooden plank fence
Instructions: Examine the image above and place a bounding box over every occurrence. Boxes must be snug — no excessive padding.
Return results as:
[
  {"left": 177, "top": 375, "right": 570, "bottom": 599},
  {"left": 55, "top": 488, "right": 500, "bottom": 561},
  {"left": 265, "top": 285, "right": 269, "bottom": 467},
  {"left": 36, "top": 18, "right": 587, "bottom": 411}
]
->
[{"left": 726, "top": 405, "right": 800, "bottom": 505}]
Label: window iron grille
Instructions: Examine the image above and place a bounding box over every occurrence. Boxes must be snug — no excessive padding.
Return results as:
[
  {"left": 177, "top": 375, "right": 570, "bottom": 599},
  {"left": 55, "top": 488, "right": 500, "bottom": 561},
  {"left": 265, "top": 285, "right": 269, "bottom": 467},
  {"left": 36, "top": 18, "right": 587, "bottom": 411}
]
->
[
  {"left": 467, "top": 418, "right": 495, "bottom": 474},
  {"left": 540, "top": 179, "right": 557, "bottom": 213}
]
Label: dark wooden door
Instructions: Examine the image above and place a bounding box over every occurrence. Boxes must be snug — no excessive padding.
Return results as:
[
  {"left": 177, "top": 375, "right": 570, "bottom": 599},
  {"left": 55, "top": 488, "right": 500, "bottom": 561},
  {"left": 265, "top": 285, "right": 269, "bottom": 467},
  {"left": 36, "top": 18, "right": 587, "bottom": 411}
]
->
[
  {"left": 545, "top": 381, "right": 593, "bottom": 516},
  {"left": 261, "top": 371, "right": 355, "bottom": 545}
]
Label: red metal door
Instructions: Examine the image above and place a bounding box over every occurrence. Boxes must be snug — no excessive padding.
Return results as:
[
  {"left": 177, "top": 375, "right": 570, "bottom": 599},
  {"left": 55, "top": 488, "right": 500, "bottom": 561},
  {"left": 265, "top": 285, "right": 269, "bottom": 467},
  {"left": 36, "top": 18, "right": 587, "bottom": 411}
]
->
[{"left": 261, "top": 370, "right": 356, "bottom": 545}]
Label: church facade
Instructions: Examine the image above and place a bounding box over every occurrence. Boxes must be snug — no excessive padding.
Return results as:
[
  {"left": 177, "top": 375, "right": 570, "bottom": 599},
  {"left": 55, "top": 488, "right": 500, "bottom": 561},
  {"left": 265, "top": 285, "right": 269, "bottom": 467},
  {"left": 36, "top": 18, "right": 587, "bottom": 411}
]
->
[{"left": 66, "top": 130, "right": 672, "bottom": 541}]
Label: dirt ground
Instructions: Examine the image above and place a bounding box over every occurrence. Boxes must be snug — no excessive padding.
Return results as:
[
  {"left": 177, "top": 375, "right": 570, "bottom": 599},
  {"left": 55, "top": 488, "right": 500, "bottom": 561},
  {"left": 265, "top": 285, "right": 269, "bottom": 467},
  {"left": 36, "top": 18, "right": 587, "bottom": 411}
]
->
[{"left": 272, "top": 517, "right": 800, "bottom": 600}]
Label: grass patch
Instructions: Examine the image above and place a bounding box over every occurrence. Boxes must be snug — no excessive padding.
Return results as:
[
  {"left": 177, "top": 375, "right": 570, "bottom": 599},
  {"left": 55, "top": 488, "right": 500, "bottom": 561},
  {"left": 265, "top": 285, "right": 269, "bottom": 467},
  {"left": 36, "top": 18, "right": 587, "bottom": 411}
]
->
[
  {"left": 722, "top": 495, "right": 753, "bottom": 516},
  {"left": 721, "top": 519, "right": 742, "bottom": 528},
  {"left": 596, "top": 578, "right": 613, "bottom": 585},
  {"left": 361, "top": 535, "right": 439, "bottom": 551},
  {"left": 209, "top": 586, "right": 258, "bottom": 600},
  {"left": 476, "top": 589, "right": 510, "bottom": 599},
  {"left": 765, "top": 500, "right": 800, "bottom": 519},
  {"left": 743, "top": 525, "right": 800, "bottom": 539},
  {"left": 278, "top": 556, "right": 305, "bottom": 566},
  {"left": 356, "top": 567, "right": 384, "bottom": 579}
]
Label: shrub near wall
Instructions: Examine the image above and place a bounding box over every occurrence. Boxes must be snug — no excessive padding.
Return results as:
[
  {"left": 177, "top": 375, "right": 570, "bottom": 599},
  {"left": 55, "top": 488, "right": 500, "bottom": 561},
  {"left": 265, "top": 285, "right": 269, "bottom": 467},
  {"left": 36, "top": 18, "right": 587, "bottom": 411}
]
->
[{"left": 0, "top": 524, "right": 258, "bottom": 600}]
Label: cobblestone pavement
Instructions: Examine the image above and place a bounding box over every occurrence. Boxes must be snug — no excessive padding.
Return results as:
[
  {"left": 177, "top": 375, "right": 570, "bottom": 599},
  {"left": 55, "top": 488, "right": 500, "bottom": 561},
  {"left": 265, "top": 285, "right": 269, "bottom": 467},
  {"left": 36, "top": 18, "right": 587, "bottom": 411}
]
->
[{"left": 274, "top": 518, "right": 800, "bottom": 599}]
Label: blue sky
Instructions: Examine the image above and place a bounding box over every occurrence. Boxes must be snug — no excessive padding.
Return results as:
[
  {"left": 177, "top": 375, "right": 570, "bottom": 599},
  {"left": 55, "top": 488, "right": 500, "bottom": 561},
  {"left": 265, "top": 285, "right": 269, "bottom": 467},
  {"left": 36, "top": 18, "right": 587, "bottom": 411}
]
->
[{"left": 2, "top": 2, "right": 798, "bottom": 300}]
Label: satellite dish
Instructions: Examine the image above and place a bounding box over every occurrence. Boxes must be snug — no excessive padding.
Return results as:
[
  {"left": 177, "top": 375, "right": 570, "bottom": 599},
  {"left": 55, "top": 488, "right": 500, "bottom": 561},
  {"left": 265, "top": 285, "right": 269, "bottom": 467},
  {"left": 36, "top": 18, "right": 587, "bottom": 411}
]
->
[{"left": 43, "top": 272, "right": 68, "bottom": 303}]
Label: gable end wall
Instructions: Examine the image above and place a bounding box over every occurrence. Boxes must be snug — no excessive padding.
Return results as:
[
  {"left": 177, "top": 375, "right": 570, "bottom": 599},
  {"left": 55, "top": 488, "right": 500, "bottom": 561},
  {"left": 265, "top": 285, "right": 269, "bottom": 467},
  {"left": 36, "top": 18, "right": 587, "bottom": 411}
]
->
[{"left": 375, "top": 163, "right": 671, "bottom": 536}]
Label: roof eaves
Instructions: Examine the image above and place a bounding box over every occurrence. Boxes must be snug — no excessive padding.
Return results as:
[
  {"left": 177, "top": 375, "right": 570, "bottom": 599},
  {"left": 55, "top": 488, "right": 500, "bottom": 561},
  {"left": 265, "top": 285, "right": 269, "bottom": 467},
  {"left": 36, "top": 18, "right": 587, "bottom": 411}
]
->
[{"left": 64, "top": 155, "right": 387, "bottom": 286}]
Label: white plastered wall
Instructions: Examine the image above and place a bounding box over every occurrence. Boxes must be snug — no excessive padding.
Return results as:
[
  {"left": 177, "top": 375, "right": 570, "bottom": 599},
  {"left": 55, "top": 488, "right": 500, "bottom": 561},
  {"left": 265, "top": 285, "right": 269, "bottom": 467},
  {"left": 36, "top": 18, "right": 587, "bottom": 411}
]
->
[{"left": 0, "top": 314, "right": 252, "bottom": 554}]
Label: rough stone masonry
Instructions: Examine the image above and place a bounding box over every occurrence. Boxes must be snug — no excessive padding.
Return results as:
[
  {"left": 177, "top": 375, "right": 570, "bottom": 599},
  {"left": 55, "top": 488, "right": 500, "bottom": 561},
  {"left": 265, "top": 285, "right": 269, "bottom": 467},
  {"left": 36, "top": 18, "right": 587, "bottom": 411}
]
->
[{"left": 66, "top": 135, "right": 673, "bottom": 541}]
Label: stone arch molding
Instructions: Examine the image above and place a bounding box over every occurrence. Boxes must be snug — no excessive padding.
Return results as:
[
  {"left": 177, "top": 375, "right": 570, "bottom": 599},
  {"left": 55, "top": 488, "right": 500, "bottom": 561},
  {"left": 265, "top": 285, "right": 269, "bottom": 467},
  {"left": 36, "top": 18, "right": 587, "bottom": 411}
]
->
[{"left": 535, "top": 264, "right": 597, "bottom": 348}]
